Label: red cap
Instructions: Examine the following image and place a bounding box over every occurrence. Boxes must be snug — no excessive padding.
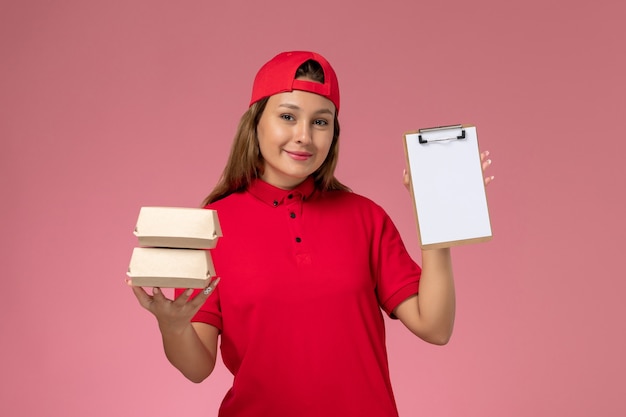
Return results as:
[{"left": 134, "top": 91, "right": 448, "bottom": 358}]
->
[{"left": 249, "top": 51, "right": 340, "bottom": 113}]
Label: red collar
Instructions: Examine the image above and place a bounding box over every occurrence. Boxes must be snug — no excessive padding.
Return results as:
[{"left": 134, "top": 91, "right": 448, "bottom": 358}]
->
[{"left": 248, "top": 176, "right": 316, "bottom": 207}]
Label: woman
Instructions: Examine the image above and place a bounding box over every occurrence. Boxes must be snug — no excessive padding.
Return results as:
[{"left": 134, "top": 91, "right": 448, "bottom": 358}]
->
[{"left": 130, "top": 50, "right": 493, "bottom": 416}]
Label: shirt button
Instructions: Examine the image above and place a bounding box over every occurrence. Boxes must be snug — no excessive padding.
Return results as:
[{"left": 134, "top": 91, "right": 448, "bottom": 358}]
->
[
  {"left": 290, "top": 212, "right": 296, "bottom": 219},
  {"left": 287, "top": 194, "right": 293, "bottom": 199},
  {"left": 273, "top": 200, "right": 278, "bottom": 207},
  {"left": 295, "top": 237, "right": 302, "bottom": 243}
]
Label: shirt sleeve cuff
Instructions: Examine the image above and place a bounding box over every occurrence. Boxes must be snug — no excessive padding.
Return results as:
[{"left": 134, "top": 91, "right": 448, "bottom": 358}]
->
[
  {"left": 381, "top": 281, "right": 419, "bottom": 319},
  {"left": 191, "top": 310, "right": 223, "bottom": 332}
]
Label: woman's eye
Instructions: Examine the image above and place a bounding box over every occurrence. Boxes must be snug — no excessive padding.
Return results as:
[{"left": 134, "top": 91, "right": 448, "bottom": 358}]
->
[
  {"left": 314, "top": 119, "right": 328, "bottom": 126},
  {"left": 281, "top": 114, "right": 294, "bottom": 121}
]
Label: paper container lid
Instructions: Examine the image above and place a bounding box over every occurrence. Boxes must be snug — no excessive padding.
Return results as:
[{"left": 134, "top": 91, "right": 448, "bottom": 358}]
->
[{"left": 133, "top": 206, "right": 222, "bottom": 249}]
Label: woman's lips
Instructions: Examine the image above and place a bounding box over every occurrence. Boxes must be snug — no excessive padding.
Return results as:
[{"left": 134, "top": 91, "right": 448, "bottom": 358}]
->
[{"left": 285, "top": 150, "right": 312, "bottom": 161}]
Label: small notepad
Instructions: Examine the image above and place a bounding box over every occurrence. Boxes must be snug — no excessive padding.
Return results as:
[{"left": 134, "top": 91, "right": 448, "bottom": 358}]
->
[{"left": 403, "top": 124, "right": 492, "bottom": 249}]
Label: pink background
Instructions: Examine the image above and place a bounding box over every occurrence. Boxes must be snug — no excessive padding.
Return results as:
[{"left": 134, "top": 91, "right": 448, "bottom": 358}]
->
[{"left": 1, "top": 1, "right": 624, "bottom": 416}]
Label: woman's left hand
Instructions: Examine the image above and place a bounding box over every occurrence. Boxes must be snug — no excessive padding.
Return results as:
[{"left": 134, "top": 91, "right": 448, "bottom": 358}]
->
[
  {"left": 403, "top": 150, "right": 495, "bottom": 189},
  {"left": 481, "top": 150, "right": 494, "bottom": 186}
]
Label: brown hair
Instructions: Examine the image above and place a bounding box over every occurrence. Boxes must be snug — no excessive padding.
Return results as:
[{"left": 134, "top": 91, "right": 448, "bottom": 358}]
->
[{"left": 202, "top": 60, "right": 350, "bottom": 206}]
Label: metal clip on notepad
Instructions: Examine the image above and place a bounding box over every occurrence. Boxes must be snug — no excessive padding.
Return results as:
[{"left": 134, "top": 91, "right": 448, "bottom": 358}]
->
[{"left": 418, "top": 124, "right": 466, "bottom": 144}]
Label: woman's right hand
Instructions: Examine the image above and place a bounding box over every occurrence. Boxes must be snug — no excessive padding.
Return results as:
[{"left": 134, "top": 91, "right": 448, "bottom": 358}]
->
[
  {"left": 128, "top": 278, "right": 219, "bottom": 335},
  {"left": 128, "top": 279, "right": 221, "bottom": 382}
]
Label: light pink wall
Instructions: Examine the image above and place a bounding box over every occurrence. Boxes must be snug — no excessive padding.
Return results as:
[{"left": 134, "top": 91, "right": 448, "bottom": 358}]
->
[{"left": 1, "top": 1, "right": 624, "bottom": 416}]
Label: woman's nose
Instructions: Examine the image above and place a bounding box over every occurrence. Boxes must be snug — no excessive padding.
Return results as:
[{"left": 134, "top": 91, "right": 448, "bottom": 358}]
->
[{"left": 295, "top": 122, "right": 312, "bottom": 144}]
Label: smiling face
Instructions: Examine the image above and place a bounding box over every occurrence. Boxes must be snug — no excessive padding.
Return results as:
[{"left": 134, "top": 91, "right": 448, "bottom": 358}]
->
[{"left": 256, "top": 87, "right": 336, "bottom": 189}]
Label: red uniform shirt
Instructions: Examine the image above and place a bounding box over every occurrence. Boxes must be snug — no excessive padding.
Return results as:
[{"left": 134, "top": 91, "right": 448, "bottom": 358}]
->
[{"left": 180, "top": 177, "right": 421, "bottom": 416}]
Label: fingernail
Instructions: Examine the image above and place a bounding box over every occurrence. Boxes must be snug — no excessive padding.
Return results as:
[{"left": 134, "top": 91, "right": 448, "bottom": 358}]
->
[
  {"left": 152, "top": 287, "right": 159, "bottom": 294},
  {"left": 487, "top": 159, "right": 492, "bottom": 165},
  {"left": 485, "top": 151, "right": 490, "bottom": 156},
  {"left": 186, "top": 288, "right": 193, "bottom": 296}
]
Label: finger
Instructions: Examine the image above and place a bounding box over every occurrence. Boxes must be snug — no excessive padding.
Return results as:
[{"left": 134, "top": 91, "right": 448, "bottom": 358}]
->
[
  {"left": 480, "top": 150, "right": 490, "bottom": 161},
  {"left": 172, "top": 288, "right": 195, "bottom": 306},
  {"left": 402, "top": 169, "right": 410, "bottom": 190},
  {"left": 186, "top": 277, "right": 221, "bottom": 308},
  {"left": 151, "top": 287, "right": 170, "bottom": 304},
  {"left": 484, "top": 175, "right": 495, "bottom": 186},
  {"left": 204, "top": 277, "right": 220, "bottom": 296},
  {"left": 130, "top": 285, "right": 154, "bottom": 310},
  {"left": 482, "top": 158, "right": 492, "bottom": 171}
]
